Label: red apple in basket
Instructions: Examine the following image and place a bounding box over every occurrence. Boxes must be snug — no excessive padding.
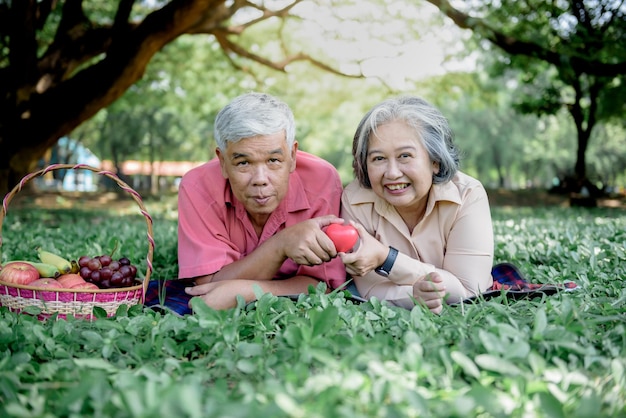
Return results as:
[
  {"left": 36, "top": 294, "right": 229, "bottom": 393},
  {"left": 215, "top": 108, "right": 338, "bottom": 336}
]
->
[
  {"left": 0, "top": 261, "right": 40, "bottom": 285},
  {"left": 30, "top": 278, "right": 64, "bottom": 289},
  {"left": 324, "top": 223, "right": 359, "bottom": 253},
  {"left": 71, "top": 282, "right": 99, "bottom": 290},
  {"left": 57, "top": 273, "right": 86, "bottom": 289}
]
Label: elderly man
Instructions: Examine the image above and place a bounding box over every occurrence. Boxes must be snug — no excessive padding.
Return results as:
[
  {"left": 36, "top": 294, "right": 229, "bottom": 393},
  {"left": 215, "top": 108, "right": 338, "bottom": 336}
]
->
[{"left": 148, "top": 92, "right": 347, "bottom": 313}]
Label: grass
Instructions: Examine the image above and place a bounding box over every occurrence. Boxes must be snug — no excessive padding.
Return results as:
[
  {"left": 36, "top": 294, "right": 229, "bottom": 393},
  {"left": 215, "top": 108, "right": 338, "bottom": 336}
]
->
[{"left": 0, "top": 198, "right": 625, "bottom": 417}]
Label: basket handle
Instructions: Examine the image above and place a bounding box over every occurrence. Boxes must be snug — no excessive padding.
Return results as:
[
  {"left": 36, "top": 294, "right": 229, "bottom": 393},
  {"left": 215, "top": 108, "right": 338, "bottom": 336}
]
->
[{"left": 0, "top": 163, "right": 154, "bottom": 292}]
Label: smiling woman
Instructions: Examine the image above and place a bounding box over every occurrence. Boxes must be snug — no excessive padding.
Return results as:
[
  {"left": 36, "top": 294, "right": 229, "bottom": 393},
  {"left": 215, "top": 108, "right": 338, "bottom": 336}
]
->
[{"left": 338, "top": 95, "right": 493, "bottom": 313}]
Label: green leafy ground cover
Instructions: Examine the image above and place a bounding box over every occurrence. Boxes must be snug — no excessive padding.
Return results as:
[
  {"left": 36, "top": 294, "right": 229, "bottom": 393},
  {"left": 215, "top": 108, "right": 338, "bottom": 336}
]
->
[{"left": 0, "top": 204, "right": 625, "bottom": 417}]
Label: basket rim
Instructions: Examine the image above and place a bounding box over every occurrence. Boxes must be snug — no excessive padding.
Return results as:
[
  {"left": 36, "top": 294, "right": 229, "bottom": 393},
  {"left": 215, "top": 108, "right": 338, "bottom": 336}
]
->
[
  {"left": 0, "top": 279, "right": 143, "bottom": 293},
  {"left": 0, "top": 163, "right": 154, "bottom": 295}
]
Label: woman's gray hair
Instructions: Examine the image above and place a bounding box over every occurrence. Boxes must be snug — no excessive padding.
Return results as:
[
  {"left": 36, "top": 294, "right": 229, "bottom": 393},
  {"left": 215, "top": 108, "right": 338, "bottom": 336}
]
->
[
  {"left": 352, "top": 96, "right": 459, "bottom": 188},
  {"left": 214, "top": 92, "right": 296, "bottom": 151}
]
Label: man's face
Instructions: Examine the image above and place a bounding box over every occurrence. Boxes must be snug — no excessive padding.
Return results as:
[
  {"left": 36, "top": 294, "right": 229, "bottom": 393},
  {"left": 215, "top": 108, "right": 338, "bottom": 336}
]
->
[{"left": 217, "top": 131, "right": 297, "bottom": 229}]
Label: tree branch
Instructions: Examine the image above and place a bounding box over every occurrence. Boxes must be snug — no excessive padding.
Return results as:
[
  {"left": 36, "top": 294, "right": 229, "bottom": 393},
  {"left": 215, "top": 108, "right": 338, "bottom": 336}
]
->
[
  {"left": 424, "top": 0, "right": 626, "bottom": 77},
  {"left": 8, "top": 0, "right": 39, "bottom": 82},
  {"left": 213, "top": 28, "right": 362, "bottom": 78},
  {"left": 113, "top": 0, "right": 136, "bottom": 31},
  {"left": 19, "top": 0, "right": 225, "bottom": 149},
  {"left": 55, "top": 0, "right": 90, "bottom": 42}
]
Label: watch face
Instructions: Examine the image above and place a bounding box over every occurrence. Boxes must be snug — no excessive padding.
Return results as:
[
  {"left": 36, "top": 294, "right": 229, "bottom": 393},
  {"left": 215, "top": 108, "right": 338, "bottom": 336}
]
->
[{"left": 375, "top": 268, "right": 389, "bottom": 277}]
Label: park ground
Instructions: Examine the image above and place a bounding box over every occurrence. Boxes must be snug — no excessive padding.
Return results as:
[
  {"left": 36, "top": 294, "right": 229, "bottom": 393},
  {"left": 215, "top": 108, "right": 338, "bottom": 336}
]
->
[{"left": 4, "top": 188, "right": 626, "bottom": 212}]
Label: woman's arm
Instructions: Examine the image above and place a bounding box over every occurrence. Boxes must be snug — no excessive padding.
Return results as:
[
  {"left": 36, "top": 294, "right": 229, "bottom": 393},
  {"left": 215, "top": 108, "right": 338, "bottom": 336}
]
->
[{"left": 341, "top": 185, "right": 493, "bottom": 306}]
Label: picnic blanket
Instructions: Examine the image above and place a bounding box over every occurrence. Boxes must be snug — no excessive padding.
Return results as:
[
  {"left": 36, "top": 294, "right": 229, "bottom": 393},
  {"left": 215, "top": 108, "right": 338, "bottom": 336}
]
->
[
  {"left": 144, "top": 263, "right": 578, "bottom": 315},
  {"left": 144, "top": 279, "right": 193, "bottom": 316},
  {"left": 460, "top": 262, "right": 578, "bottom": 303}
]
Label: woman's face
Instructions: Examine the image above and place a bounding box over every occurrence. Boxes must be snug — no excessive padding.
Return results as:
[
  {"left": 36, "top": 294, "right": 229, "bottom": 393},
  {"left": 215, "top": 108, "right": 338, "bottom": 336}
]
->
[{"left": 366, "top": 120, "right": 439, "bottom": 217}]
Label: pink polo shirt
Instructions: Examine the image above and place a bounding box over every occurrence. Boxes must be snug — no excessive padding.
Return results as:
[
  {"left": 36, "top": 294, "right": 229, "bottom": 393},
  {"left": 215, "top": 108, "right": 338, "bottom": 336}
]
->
[
  {"left": 341, "top": 171, "right": 494, "bottom": 308},
  {"left": 177, "top": 150, "right": 346, "bottom": 289}
]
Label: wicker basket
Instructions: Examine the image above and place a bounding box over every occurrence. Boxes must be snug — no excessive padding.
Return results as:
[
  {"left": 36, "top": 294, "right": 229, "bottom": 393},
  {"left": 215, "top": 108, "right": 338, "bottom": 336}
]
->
[{"left": 0, "top": 164, "right": 154, "bottom": 320}]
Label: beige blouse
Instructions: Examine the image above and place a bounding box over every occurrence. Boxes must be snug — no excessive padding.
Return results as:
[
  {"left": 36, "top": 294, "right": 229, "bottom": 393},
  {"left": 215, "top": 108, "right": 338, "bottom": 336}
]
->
[{"left": 341, "top": 171, "right": 494, "bottom": 309}]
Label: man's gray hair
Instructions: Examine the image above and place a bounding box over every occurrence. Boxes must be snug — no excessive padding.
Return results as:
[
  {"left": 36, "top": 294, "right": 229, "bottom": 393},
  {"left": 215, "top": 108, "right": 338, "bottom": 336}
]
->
[{"left": 214, "top": 92, "right": 296, "bottom": 151}]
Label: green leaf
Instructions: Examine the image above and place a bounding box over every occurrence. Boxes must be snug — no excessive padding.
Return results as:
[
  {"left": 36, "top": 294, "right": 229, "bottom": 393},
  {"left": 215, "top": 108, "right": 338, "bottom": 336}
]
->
[
  {"left": 236, "top": 359, "right": 257, "bottom": 374},
  {"left": 81, "top": 330, "right": 104, "bottom": 348},
  {"left": 310, "top": 306, "right": 338, "bottom": 337},
  {"left": 283, "top": 324, "right": 303, "bottom": 347},
  {"left": 532, "top": 307, "right": 548, "bottom": 340},
  {"left": 474, "top": 354, "right": 522, "bottom": 376},
  {"left": 22, "top": 305, "right": 42, "bottom": 316},
  {"left": 236, "top": 341, "right": 264, "bottom": 358},
  {"left": 536, "top": 392, "right": 565, "bottom": 418},
  {"left": 478, "top": 329, "right": 504, "bottom": 353},
  {"left": 189, "top": 296, "right": 213, "bottom": 317},
  {"left": 465, "top": 385, "right": 503, "bottom": 416},
  {"left": 450, "top": 351, "right": 480, "bottom": 379},
  {"left": 93, "top": 306, "right": 108, "bottom": 319},
  {"left": 73, "top": 358, "right": 118, "bottom": 372}
]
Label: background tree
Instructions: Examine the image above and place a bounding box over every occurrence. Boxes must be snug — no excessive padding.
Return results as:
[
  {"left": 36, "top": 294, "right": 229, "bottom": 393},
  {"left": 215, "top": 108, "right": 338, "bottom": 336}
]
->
[
  {"left": 425, "top": 0, "right": 626, "bottom": 193},
  {"left": 4, "top": 0, "right": 625, "bottom": 196},
  {"left": 74, "top": 35, "right": 238, "bottom": 192},
  {"left": 0, "top": 0, "right": 362, "bottom": 195}
]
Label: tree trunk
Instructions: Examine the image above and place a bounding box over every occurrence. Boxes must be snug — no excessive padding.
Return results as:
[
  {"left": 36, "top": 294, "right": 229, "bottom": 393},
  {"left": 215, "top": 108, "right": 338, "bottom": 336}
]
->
[
  {"left": 574, "top": 129, "right": 590, "bottom": 183},
  {"left": 0, "top": 148, "right": 46, "bottom": 197},
  {"left": 570, "top": 76, "right": 601, "bottom": 186},
  {"left": 568, "top": 80, "right": 600, "bottom": 207},
  {"left": 0, "top": 0, "right": 228, "bottom": 197}
]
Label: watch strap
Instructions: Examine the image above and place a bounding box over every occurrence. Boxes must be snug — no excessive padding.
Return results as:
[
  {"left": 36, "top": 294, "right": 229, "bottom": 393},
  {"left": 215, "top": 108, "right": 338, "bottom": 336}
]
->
[{"left": 375, "top": 246, "right": 398, "bottom": 277}]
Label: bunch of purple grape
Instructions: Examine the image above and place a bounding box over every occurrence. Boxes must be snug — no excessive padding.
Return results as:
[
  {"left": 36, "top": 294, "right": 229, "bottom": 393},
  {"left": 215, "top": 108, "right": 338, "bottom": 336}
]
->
[{"left": 78, "top": 255, "right": 138, "bottom": 289}]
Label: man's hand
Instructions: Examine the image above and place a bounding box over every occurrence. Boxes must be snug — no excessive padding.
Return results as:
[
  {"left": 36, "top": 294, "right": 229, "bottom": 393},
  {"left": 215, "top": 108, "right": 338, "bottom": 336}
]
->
[
  {"left": 185, "top": 280, "right": 255, "bottom": 310},
  {"left": 184, "top": 276, "right": 320, "bottom": 310},
  {"left": 413, "top": 272, "right": 447, "bottom": 315},
  {"left": 278, "top": 215, "right": 344, "bottom": 266}
]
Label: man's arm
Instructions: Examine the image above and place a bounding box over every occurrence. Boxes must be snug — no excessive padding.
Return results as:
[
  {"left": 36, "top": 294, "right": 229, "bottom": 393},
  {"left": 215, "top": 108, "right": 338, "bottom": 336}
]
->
[
  {"left": 186, "top": 276, "right": 322, "bottom": 310},
  {"left": 193, "top": 215, "right": 343, "bottom": 285}
]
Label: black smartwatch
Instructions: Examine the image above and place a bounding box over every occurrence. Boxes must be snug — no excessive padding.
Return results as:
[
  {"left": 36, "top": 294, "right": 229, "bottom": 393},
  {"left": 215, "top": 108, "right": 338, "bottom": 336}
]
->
[{"left": 374, "top": 246, "right": 398, "bottom": 277}]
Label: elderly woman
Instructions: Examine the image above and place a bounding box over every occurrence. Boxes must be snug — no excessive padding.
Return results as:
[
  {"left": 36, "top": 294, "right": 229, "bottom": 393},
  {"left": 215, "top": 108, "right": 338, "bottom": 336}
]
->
[{"left": 339, "top": 96, "right": 494, "bottom": 314}]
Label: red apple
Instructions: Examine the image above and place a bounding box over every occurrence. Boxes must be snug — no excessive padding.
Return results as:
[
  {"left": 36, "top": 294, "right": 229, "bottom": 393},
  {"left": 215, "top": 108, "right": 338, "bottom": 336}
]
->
[
  {"left": 325, "top": 224, "right": 359, "bottom": 253},
  {"left": 57, "top": 273, "right": 86, "bottom": 289},
  {"left": 29, "top": 278, "right": 64, "bottom": 289},
  {"left": 71, "top": 282, "right": 99, "bottom": 290},
  {"left": 0, "top": 261, "right": 40, "bottom": 285}
]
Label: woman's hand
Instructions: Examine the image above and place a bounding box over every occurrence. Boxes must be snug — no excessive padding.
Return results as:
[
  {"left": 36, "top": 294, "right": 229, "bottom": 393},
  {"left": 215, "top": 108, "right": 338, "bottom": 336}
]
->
[
  {"left": 413, "top": 272, "right": 447, "bottom": 314},
  {"left": 339, "top": 222, "right": 388, "bottom": 277}
]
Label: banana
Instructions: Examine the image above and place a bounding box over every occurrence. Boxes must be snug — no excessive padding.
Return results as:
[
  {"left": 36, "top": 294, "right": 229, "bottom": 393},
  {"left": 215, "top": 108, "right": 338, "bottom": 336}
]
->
[
  {"left": 25, "top": 261, "right": 61, "bottom": 278},
  {"left": 70, "top": 259, "right": 80, "bottom": 274},
  {"left": 36, "top": 248, "right": 73, "bottom": 275}
]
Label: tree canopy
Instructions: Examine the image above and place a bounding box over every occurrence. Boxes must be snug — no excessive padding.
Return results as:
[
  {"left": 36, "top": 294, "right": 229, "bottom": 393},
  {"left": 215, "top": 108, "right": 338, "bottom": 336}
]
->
[
  {"left": 425, "top": 0, "right": 626, "bottom": 190},
  {"left": 0, "top": 0, "right": 362, "bottom": 195},
  {"left": 1, "top": 0, "right": 625, "bottom": 196}
]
